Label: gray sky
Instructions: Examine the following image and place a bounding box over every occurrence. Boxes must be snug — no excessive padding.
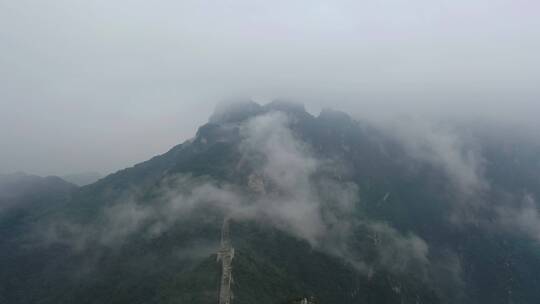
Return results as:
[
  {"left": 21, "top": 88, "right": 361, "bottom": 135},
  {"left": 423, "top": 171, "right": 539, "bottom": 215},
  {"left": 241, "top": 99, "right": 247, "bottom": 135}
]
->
[{"left": 1, "top": 0, "right": 539, "bottom": 176}]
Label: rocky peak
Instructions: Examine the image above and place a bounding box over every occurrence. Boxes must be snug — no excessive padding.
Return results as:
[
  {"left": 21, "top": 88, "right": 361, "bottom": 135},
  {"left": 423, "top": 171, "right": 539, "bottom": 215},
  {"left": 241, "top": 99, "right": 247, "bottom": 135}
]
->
[{"left": 209, "top": 99, "right": 264, "bottom": 124}]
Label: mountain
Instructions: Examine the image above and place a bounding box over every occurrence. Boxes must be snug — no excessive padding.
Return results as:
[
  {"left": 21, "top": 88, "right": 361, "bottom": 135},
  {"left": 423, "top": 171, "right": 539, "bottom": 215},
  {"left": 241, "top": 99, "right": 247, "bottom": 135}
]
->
[
  {"left": 0, "top": 172, "right": 76, "bottom": 218},
  {"left": 62, "top": 172, "right": 102, "bottom": 187},
  {"left": 1, "top": 101, "right": 540, "bottom": 304}
]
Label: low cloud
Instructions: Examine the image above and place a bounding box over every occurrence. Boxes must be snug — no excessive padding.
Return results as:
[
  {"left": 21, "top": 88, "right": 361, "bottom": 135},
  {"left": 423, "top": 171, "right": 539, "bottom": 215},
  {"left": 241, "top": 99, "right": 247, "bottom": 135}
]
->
[
  {"left": 42, "top": 111, "right": 431, "bottom": 278},
  {"left": 495, "top": 193, "right": 540, "bottom": 241},
  {"left": 42, "top": 109, "right": 540, "bottom": 300},
  {"left": 42, "top": 176, "right": 243, "bottom": 250},
  {"left": 366, "top": 222, "right": 430, "bottom": 275},
  {"left": 382, "top": 117, "right": 487, "bottom": 196},
  {"left": 236, "top": 112, "right": 432, "bottom": 277},
  {"left": 377, "top": 115, "right": 540, "bottom": 256}
]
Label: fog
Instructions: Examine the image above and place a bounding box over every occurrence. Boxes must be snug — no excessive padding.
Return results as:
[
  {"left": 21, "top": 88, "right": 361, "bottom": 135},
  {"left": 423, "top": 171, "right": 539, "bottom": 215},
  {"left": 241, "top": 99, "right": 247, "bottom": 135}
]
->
[
  {"left": 1, "top": 0, "right": 539, "bottom": 176},
  {"left": 43, "top": 112, "right": 435, "bottom": 277}
]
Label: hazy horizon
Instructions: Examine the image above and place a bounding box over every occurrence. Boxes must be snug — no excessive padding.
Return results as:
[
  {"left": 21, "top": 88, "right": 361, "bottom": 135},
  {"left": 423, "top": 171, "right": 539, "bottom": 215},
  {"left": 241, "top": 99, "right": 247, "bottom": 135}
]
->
[{"left": 1, "top": 0, "right": 538, "bottom": 176}]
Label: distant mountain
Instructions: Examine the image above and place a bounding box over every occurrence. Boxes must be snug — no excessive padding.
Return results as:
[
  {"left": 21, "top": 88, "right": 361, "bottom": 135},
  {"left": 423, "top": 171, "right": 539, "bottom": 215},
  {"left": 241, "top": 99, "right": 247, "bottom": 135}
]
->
[
  {"left": 1, "top": 101, "right": 540, "bottom": 304},
  {"left": 62, "top": 172, "right": 102, "bottom": 186},
  {"left": 0, "top": 172, "right": 76, "bottom": 208},
  {"left": 0, "top": 172, "right": 77, "bottom": 249}
]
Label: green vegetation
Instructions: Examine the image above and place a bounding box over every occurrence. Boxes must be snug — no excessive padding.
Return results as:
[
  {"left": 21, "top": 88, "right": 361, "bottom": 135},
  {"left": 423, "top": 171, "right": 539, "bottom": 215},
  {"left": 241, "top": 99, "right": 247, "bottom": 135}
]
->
[{"left": 1, "top": 103, "right": 540, "bottom": 303}]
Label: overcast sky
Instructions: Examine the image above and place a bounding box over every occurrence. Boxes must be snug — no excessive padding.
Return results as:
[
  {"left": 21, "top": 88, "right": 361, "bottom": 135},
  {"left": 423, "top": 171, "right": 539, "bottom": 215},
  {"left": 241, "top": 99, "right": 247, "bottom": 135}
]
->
[{"left": 0, "top": 0, "right": 538, "bottom": 176}]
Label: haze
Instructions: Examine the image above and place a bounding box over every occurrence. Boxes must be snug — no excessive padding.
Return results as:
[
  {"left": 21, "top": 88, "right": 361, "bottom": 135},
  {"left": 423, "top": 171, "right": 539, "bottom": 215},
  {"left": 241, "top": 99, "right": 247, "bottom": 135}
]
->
[{"left": 1, "top": 0, "right": 538, "bottom": 176}]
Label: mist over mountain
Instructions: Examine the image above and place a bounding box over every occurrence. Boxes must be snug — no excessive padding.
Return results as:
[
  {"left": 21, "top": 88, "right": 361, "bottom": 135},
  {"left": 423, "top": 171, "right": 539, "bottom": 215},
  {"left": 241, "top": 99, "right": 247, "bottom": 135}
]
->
[
  {"left": 61, "top": 172, "right": 102, "bottom": 187},
  {"left": 0, "top": 172, "right": 76, "bottom": 211},
  {"left": 1, "top": 101, "right": 539, "bottom": 303},
  {"left": 2, "top": 0, "right": 539, "bottom": 177}
]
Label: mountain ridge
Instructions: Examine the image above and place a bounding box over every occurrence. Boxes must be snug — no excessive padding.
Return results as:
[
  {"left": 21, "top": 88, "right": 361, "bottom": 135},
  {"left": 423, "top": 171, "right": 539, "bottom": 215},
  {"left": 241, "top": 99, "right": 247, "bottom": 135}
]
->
[{"left": 1, "top": 100, "right": 540, "bottom": 303}]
